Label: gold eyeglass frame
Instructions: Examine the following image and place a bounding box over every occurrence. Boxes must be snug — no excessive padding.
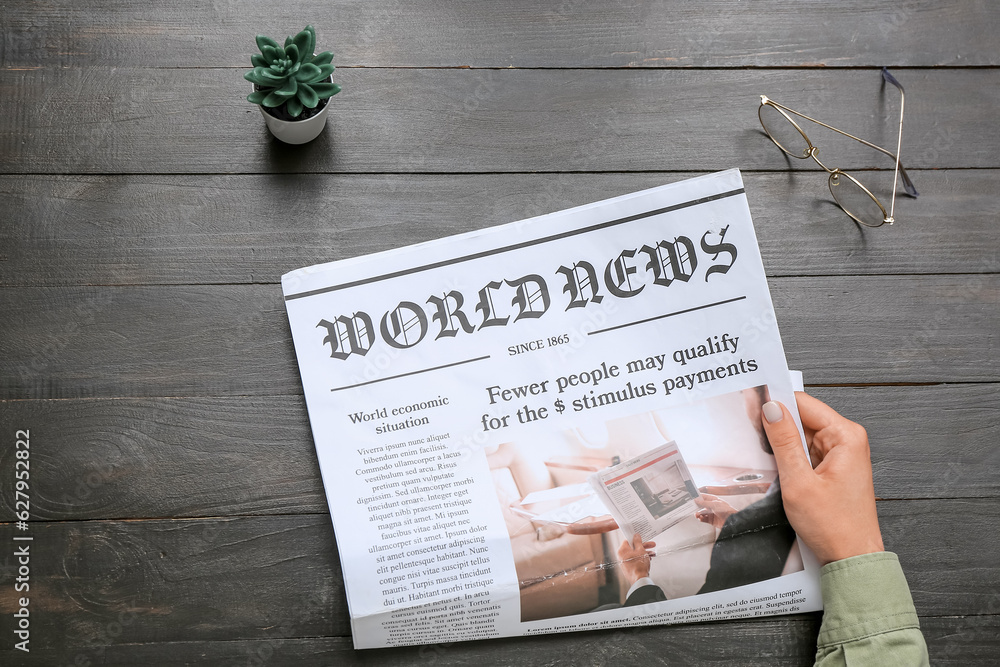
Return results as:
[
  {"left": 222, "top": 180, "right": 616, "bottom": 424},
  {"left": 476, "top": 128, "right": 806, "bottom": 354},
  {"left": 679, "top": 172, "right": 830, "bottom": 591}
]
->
[{"left": 758, "top": 69, "right": 917, "bottom": 227}]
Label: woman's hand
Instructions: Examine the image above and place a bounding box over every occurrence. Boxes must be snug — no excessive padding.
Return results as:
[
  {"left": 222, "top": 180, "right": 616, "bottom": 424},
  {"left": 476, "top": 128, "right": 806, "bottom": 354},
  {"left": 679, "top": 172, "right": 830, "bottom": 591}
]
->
[{"left": 762, "top": 392, "right": 885, "bottom": 566}]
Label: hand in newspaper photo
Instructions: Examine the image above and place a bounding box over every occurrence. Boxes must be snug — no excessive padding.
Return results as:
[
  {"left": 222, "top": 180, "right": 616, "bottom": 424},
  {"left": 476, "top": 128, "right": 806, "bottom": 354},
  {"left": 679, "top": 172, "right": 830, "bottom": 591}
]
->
[
  {"left": 694, "top": 493, "right": 738, "bottom": 530},
  {"left": 617, "top": 533, "right": 657, "bottom": 583}
]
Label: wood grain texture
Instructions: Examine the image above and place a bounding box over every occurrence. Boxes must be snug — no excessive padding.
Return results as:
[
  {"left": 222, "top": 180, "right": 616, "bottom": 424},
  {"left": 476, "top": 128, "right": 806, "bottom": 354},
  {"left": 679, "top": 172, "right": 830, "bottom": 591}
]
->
[
  {"left": 5, "top": 615, "right": 1000, "bottom": 667},
  {"left": 0, "top": 515, "right": 346, "bottom": 648},
  {"left": 1, "top": 0, "right": 996, "bottom": 69},
  {"left": 0, "top": 385, "right": 996, "bottom": 522},
  {"left": 2, "top": 275, "right": 997, "bottom": 399},
  {"left": 0, "top": 396, "right": 327, "bottom": 520},
  {"left": 1, "top": 170, "right": 996, "bottom": 287},
  {"left": 0, "top": 69, "right": 994, "bottom": 174},
  {"left": 0, "top": 501, "right": 996, "bottom": 650}
]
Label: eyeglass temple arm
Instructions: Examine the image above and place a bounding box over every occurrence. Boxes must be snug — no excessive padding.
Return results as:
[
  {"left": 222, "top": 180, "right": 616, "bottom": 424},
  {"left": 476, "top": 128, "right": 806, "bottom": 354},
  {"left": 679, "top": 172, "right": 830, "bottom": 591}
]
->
[{"left": 881, "top": 68, "right": 909, "bottom": 219}]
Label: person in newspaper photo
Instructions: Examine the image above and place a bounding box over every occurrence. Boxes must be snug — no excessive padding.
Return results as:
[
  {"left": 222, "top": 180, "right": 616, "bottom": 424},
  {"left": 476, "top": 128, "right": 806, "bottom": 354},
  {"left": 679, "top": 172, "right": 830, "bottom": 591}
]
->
[
  {"left": 619, "top": 392, "right": 930, "bottom": 665},
  {"left": 488, "top": 385, "right": 805, "bottom": 622},
  {"left": 615, "top": 385, "right": 797, "bottom": 605}
]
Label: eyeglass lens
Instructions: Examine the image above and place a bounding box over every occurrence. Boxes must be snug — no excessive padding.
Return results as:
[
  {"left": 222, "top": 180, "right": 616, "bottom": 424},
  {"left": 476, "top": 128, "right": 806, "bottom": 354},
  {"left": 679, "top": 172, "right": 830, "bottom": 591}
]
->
[
  {"left": 759, "top": 105, "right": 811, "bottom": 158},
  {"left": 829, "top": 172, "right": 886, "bottom": 226}
]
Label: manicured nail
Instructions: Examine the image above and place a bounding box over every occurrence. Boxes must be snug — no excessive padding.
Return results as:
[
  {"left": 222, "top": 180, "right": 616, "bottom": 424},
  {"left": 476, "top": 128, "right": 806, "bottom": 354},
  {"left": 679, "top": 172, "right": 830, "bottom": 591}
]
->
[{"left": 763, "top": 401, "right": 783, "bottom": 424}]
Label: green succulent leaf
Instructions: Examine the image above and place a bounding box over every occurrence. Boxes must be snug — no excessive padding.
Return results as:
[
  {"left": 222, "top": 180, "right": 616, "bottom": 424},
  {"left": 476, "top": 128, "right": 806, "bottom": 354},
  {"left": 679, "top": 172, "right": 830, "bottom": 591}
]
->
[
  {"left": 261, "top": 44, "right": 281, "bottom": 63},
  {"left": 305, "top": 26, "right": 317, "bottom": 59},
  {"left": 256, "top": 35, "right": 280, "bottom": 52},
  {"left": 284, "top": 43, "right": 300, "bottom": 64},
  {"left": 314, "top": 63, "right": 335, "bottom": 81},
  {"left": 247, "top": 90, "right": 269, "bottom": 105},
  {"left": 286, "top": 97, "right": 304, "bottom": 118},
  {"left": 244, "top": 69, "right": 275, "bottom": 86},
  {"left": 311, "top": 82, "right": 342, "bottom": 99},
  {"left": 275, "top": 76, "right": 298, "bottom": 97},
  {"left": 250, "top": 53, "right": 267, "bottom": 68},
  {"left": 262, "top": 88, "right": 291, "bottom": 107},
  {"left": 291, "top": 27, "right": 314, "bottom": 63},
  {"left": 310, "top": 51, "right": 333, "bottom": 67},
  {"left": 295, "top": 63, "right": 321, "bottom": 83},
  {"left": 297, "top": 83, "right": 319, "bottom": 109},
  {"left": 255, "top": 68, "right": 285, "bottom": 84}
]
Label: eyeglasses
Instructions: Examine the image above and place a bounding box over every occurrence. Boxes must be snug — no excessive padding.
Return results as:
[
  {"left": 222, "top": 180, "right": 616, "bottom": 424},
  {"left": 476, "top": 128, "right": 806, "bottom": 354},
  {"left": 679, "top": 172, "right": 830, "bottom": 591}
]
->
[{"left": 758, "top": 68, "right": 918, "bottom": 227}]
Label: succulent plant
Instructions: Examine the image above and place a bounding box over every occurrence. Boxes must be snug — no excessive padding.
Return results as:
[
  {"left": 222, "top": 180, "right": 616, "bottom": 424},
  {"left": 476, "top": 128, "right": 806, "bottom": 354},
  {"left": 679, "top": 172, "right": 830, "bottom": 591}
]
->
[{"left": 245, "top": 25, "right": 341, "bottom": 119}]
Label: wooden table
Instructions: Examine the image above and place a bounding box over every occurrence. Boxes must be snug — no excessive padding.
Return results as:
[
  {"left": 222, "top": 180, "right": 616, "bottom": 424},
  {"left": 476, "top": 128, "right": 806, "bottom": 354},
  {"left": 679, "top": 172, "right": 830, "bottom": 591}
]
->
[{"left": 1, "top": 2, "right": 998, "bottom": 664}]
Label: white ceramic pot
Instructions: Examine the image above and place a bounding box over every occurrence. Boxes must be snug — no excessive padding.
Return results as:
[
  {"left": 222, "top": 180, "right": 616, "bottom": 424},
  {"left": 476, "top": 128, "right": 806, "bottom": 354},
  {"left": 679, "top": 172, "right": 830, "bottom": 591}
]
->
[{"left": 258, "top": 101, "right": 330, "bottom": 144}]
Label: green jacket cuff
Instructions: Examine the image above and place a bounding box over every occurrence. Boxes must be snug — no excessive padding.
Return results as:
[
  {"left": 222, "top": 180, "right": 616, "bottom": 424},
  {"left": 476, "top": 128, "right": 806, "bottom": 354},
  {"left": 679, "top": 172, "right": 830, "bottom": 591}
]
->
[{"left": 818, "top": 552, "right": 921, "bottom": 648}]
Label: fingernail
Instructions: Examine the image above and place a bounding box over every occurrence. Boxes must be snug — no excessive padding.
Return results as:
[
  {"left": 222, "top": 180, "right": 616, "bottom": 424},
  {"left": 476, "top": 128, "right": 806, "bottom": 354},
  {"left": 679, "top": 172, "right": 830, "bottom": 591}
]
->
[{"left": 763, "top": 401, "right": 783, "bottom": 424}]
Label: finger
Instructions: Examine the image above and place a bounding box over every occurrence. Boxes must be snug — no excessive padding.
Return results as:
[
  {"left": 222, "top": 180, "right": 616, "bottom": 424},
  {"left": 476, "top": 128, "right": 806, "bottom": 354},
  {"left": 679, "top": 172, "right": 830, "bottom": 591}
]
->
[
  {"left": 617, "top": 540, "right": 630, "bottom": 557},
  {"left": 795, "top": 392, "right": 843, "bottom": 432},
  {"left": 762, "top": 400, "right": 815, "bottom": 481},
  {"left": 643, "top": 541, "right": 656, "bottom": 550},
  {"left": 632, "top": 533, "right": 643, "bottom": 551},
  {"left": 807, "top": 440, "right": 826, "bottom": 468}
]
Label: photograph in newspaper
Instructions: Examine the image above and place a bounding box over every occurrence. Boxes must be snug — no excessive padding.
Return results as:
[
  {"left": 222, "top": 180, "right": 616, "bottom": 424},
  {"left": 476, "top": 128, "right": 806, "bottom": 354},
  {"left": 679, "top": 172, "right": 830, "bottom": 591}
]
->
[
  {"left": 489, "top": 384, "right": 803, "bottom": 622},
  {"left": 281, "top": 169, "right": 823, "bottom": 648}
]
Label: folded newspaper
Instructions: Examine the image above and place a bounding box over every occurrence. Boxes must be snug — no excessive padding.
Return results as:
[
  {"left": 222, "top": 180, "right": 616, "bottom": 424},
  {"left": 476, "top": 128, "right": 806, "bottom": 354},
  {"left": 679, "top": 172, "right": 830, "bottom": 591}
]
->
[{"left": 282, "top": 169, "right": 822, "bottom": 648}]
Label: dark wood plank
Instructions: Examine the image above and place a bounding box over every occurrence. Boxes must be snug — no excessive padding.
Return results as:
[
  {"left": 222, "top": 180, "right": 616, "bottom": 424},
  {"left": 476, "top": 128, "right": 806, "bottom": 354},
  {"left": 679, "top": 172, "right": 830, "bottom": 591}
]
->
[
  {"left": 1, "top": 170, "right": 996, "bottom": 287},
  {"left": 1, "top": 0, "right": 996, "bottom": 69},
  {"left": 0, "top": 385, "right": 994, "bottom": 522},
  {"left": 1, "top": 69, "right": 994, "bottom": 174},
  {"left": 0, "top": 396, "right": 327, "bottom": 520},
  {"left": 0, "top": 501, "right": 995, "bottom": 650},
  {"left": 0, "top": 515, "right": 347, "bottom": 648},
  {"left": 878, "top": 500, "right": 1000, "bottom": 618},
  {"left": 772, "top": 275, "right": 1000, "bottom": 386},
  {"left": 4, "top": 615, "right": 999, "bottom": 667},
  {"left": 2, "top": 275, "right": 997, "bottom": 399}
]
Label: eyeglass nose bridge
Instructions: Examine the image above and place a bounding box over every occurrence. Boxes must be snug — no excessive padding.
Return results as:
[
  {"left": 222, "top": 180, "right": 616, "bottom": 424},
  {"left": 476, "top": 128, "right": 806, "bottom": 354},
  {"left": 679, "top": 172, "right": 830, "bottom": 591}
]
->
[{"left": 807, "top": 145, "right": 835, "bottom": 173}]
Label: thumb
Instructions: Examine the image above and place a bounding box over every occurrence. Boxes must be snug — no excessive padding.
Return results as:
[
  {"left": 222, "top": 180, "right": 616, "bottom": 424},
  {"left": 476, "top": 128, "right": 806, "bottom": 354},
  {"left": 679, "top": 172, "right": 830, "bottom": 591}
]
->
[{"left": 761, "top": 400, "right": 814, "bottom": 481}]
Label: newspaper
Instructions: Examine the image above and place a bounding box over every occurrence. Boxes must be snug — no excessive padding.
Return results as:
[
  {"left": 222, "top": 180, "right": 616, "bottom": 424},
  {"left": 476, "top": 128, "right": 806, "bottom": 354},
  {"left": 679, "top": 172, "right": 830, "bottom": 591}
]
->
[
  {"left": 589, "top": 442, "right": 700, "bottom": 543},
  {"left": 281, "top": 169, "right": 822, "bottom": 649}
]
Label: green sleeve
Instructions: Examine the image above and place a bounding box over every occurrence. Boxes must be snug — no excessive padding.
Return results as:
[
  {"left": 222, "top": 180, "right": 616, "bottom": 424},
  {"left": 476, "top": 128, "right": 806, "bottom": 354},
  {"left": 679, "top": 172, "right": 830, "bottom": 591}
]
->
[{"left": 814, "top": 552, "right": 929, "bottom": 666}]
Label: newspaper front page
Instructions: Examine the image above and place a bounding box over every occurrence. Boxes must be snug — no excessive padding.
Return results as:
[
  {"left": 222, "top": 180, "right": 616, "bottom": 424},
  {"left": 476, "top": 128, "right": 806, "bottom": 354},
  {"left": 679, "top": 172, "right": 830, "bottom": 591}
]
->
[{"left": 281, "top": 170, "right": 822, "bottom": 649}]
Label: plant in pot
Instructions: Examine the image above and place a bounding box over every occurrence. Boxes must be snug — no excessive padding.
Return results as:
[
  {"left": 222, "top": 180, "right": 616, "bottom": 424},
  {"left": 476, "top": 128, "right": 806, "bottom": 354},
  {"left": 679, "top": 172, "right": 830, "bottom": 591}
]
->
[{"left": 245, "top": 25, "right": 342, "bottom": 144}]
